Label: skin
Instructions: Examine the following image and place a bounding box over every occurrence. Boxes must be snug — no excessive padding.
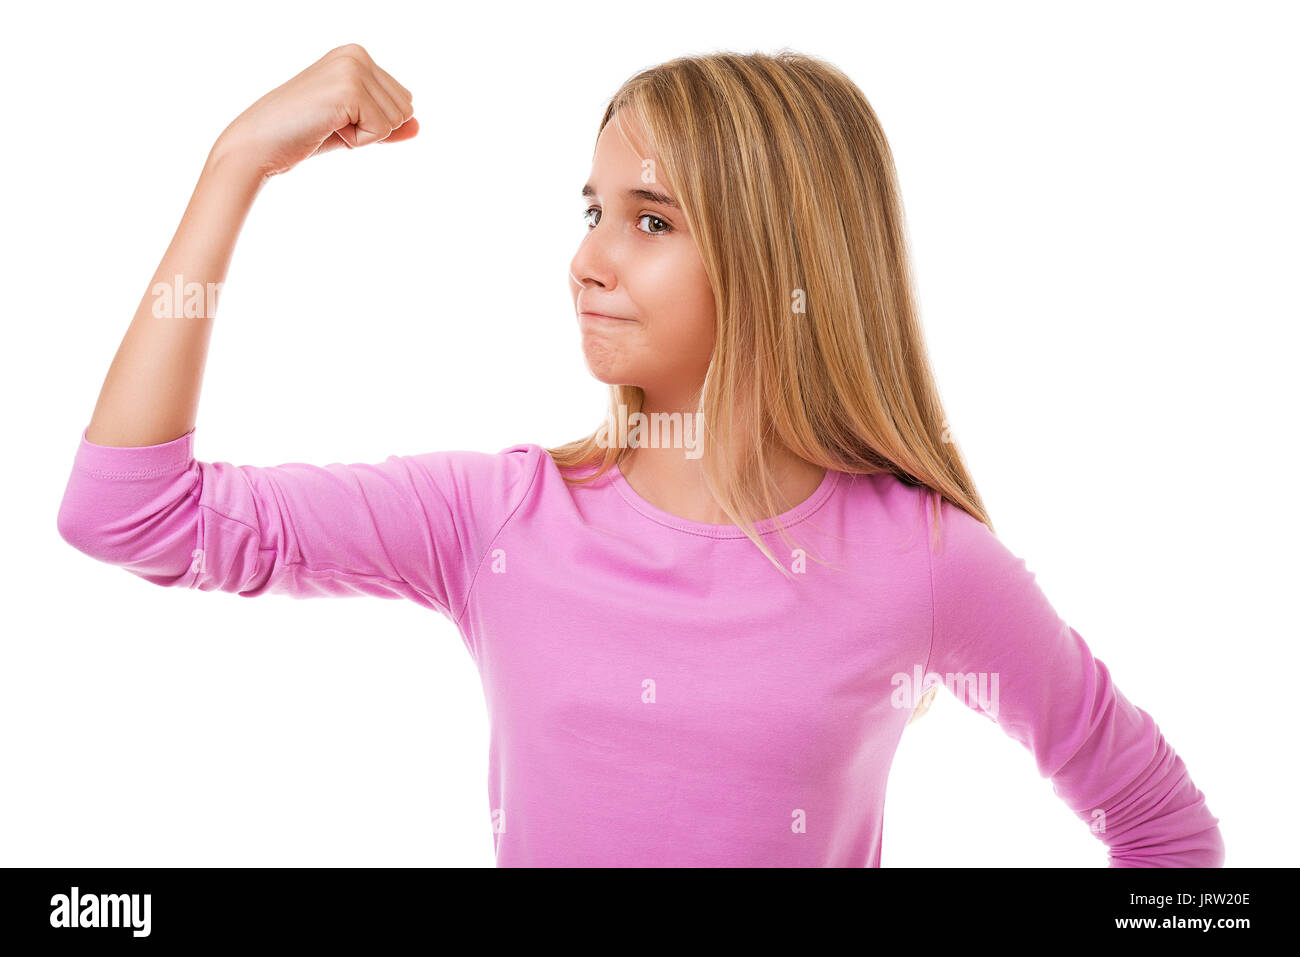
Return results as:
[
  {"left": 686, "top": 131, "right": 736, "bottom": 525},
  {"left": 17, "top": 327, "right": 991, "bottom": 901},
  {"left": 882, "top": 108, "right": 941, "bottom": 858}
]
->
[{"left": 569, "top": 111, "right": 827, "bottom": 524}]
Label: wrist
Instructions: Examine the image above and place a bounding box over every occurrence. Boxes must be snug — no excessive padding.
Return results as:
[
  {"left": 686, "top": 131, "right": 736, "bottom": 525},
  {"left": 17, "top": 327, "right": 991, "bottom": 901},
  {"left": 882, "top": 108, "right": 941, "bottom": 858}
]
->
[{"left": 204, "top": 133, "right": 272, "bottom": 190}]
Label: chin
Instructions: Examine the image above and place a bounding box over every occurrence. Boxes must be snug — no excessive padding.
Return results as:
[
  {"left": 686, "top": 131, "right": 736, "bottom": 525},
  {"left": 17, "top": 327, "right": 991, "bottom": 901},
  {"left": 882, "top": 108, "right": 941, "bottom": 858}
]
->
[
  {"left": 580, "top": 350, "right": 635, "bottom": 386},
  {"left": 585, "top": 367, "right": 630, "bottom": 387}
]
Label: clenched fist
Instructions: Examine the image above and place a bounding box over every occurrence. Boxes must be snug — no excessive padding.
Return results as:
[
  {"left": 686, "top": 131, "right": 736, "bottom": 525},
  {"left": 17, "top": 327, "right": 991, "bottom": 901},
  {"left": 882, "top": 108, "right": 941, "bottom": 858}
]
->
[{"left": 213, "top": 43, "right": 418, "bottom": 179}]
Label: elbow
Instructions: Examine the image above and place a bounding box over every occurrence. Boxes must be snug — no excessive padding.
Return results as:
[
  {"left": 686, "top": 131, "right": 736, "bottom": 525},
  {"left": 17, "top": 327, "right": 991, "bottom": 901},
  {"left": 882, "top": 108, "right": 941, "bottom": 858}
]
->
[
  {"left": 55, "top": 444, "right": 207, "bottom": 582},
  {"left": 56, "top": 480, "right": 135, "bottom": 564},
  {"left": 56, "top": 486, "right": 105, "bottom": 559},
  {"left": 55, "top": 480, "right": 196, "bottom": 580}
]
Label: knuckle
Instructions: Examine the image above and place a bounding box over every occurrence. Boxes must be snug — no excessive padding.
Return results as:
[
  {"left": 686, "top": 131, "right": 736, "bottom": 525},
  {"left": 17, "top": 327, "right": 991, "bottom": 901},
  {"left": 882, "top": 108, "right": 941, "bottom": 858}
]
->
[
  {"left": 331, "top": 55, "right": 368, "bottom": 85},
  {"left": 334, "top": 42, "right": 369, "bottom": 59}
]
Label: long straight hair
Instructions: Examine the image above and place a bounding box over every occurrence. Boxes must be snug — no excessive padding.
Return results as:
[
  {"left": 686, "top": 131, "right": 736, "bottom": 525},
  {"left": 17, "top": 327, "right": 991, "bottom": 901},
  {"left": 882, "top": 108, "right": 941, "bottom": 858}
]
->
[
  {"left": 546, "top": 52, "right": 982, "bottom": 535},
  {"left": 547, "top": 51, "right": 992, "bottom": 719}
]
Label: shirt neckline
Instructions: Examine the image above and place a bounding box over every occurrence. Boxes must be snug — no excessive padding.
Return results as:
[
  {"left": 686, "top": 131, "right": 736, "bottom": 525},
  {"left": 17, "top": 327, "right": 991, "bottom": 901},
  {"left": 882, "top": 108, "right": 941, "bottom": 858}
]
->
[{"left": 606, "top": 460, "right": 842, "bottom": 539}]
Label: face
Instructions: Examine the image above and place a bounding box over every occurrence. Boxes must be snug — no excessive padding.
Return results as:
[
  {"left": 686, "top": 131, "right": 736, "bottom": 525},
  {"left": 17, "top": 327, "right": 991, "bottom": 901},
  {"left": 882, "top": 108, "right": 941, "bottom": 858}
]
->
[{"left": 569, "top": 110, "right": 716, "bottom": 411}]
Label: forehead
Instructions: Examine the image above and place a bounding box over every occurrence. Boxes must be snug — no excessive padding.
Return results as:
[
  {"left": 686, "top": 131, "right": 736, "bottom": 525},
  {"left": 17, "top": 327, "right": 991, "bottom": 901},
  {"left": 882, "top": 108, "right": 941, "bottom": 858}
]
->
[{"left": 593, "top": 109, "right": 658, "bottom": 171}]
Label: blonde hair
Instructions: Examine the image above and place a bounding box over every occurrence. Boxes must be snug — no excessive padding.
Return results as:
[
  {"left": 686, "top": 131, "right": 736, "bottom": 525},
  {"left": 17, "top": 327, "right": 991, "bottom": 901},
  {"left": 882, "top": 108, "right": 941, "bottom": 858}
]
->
[{"left": 548, "top": 50, "right": 993, "bottom": 720}]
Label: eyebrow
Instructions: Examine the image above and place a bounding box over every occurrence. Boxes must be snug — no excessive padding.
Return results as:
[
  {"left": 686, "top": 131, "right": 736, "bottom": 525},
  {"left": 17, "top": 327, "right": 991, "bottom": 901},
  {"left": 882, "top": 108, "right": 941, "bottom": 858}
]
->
[{"left": 581, "top": 183, "right": 680, "bottom": 210}]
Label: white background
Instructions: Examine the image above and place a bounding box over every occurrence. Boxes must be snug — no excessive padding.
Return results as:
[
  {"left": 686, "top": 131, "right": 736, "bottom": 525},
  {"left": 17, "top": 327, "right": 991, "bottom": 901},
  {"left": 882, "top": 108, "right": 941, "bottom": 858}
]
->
[{"left": 2, "top": 0, "right": 1294, "bottom": 867}]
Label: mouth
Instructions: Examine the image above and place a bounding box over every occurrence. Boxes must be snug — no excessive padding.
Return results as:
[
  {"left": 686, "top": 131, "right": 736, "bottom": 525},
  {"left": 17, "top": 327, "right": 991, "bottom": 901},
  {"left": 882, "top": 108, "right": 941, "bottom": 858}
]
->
[{"left": 579, "top": 312, "right": 634, "bottom": 322}]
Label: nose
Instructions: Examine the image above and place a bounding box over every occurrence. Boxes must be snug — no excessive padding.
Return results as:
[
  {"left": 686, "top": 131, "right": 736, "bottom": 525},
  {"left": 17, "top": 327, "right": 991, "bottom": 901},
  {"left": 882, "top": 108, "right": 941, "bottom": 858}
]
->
[{"left": 569, "top": 224, "right": 615, "bottom": 295}]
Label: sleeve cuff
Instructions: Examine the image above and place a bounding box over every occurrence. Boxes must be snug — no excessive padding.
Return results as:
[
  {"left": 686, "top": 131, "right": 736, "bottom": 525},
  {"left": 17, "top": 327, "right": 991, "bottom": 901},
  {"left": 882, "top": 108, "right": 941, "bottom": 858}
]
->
[{"left": 74, "top": 424, "right": 196, "bottom": 479}]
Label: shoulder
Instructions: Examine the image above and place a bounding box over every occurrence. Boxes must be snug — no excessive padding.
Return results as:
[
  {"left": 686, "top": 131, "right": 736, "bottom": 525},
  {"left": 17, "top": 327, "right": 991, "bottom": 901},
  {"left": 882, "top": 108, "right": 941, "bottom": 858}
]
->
[
  {"left": 836, "top": 468, "right": 951, "bottom": 548},
  {"left": 920, "top": 494, "right": 1063, "bottom": 650},
  {"left": 424, "top": 440, "right": 545, "bottom": 477},
  {"left": 397, "top": 442, "right": 548, "bottom": 520},
  {"left": 839, "top": 471, "right": 1019, "bottom": 589}
]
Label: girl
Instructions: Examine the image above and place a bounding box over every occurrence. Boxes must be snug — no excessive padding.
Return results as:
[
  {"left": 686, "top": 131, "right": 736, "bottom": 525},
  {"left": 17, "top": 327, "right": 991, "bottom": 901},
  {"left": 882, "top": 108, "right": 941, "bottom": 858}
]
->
[{"left": 57, "top": 44, "right": 1224, "bottom": 867}]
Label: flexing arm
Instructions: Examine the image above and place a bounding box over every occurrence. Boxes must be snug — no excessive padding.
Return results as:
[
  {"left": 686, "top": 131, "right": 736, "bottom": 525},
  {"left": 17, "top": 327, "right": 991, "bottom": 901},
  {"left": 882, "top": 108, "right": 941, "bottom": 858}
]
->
[
  {"left": 56, "top": 46, "right": 517, "bottom": 617},
  {"left": 84, "top": 43, "right": 417, "bottom": 447}
]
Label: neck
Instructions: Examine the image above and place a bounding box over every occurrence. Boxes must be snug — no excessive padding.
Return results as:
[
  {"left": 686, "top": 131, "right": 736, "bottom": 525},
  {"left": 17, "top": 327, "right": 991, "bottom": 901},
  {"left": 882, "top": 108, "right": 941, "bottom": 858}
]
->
[{"left": 617, "top": 434, "right": 826, "bottom": 527}]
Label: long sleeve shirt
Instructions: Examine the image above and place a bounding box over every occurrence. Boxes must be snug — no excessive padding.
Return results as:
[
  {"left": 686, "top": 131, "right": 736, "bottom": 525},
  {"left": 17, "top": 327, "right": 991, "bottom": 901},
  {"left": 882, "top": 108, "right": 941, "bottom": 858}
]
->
[{"left": 56, "top": 425, "right": 1225, "bottom": 867}]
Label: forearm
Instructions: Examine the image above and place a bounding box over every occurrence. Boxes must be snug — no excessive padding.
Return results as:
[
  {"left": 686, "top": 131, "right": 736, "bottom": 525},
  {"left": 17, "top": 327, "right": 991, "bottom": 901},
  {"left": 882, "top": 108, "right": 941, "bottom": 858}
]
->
[{"left": 84, "top": 140, "right": 267, "bottom": 447}]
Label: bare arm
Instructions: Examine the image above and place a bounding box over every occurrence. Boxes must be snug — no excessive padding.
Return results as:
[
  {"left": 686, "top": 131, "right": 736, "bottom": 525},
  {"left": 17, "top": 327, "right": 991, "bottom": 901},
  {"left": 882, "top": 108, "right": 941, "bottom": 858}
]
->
[
  {"left": 84, "top": 43, "right": 417, "bottom": 448},
  {"left": 83, "top": 148, "right": 261, "bottom": 447}
]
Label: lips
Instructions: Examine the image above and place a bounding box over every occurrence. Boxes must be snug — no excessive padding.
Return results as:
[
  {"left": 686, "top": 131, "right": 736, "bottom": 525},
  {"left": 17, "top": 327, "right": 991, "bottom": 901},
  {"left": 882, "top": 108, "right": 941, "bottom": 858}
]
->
[{"left": 579, "top": 311, "right": 632, "bottom": 321}]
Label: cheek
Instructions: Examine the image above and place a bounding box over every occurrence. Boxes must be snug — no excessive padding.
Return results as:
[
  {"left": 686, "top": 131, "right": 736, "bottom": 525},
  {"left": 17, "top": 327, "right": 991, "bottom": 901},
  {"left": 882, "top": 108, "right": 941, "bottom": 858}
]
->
[
  {"left": 647, "top": 255, "right": 715, "bottom": 353},
  {"left": 652, "top": 310, "right": 714, "bottom": 375},
  {"left": 681, "top": 272, "right": 717, "bottom": 357}
]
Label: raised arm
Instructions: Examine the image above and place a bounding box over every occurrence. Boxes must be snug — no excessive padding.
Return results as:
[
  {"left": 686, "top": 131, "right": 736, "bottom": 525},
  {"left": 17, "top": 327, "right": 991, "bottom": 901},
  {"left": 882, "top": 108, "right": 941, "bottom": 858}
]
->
[
  {"left": 55, "top": 47, "right": 543, "bottom": 618},
  {"left": 57, "top": 427, "right": 541, "bottom": 625},
  {"left": 83, "top": 43, "right": 416, "bottom": 448}
]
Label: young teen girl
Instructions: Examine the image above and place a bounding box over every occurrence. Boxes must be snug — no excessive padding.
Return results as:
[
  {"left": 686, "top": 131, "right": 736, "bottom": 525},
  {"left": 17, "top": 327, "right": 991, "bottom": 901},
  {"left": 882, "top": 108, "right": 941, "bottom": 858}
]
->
[{"left": 58, "top": 44, "right": 1224, "bottom": 867}]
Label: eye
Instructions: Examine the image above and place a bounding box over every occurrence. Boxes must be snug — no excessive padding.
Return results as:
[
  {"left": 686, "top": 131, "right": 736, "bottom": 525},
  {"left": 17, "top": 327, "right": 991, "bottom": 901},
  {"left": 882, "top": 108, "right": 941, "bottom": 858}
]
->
[
  {"left": 637, "top": 214, "right": 672, "bottom": 235},
  {"left": 581, "top": 206, "right": 673, "bottom": 236}
]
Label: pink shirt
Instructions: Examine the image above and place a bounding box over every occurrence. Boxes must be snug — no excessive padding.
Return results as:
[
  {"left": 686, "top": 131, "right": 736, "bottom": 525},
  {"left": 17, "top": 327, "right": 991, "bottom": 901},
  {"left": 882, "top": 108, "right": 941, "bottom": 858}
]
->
[{"left": 56, "top": 426, "right": 1225, "bottom": 866}]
